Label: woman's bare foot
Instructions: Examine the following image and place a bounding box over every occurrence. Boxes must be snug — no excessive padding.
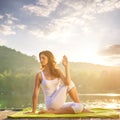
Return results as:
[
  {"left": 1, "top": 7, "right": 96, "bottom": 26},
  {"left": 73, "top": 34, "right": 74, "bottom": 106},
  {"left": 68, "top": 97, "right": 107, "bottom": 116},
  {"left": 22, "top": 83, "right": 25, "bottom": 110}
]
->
[
  {"left": 38, "top": 110, "right": 48, "bottom": 114},
  {"left": 82, "top": 108, "right": 93, "bottom": 113},
  {"left": 38, "top": 109, "right": 55, "bottom": 114},
  {"left": 25, "top": 111, "right": 35, "bottom": 114}
]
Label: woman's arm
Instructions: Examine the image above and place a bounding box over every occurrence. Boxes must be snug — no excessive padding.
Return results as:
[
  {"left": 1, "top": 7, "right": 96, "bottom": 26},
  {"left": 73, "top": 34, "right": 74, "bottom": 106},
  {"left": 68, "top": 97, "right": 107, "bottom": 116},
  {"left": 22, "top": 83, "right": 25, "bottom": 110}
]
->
[
  {"left": 32, "top": 73, "right": 41, "bottom": 113},
  {"left": 59, "top": 55, "right": 71, "bottom": 86}
]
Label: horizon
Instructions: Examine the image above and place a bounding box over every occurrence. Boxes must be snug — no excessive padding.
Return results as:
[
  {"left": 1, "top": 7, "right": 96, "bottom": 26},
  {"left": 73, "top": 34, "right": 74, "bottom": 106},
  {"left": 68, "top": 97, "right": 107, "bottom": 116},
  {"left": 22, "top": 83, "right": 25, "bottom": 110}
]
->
[
  {"left": 0, "top": 0, "right": 120, "bottom": 66},
  {"left": 1, "top": 45, "right": 120, "bottom": 67}
]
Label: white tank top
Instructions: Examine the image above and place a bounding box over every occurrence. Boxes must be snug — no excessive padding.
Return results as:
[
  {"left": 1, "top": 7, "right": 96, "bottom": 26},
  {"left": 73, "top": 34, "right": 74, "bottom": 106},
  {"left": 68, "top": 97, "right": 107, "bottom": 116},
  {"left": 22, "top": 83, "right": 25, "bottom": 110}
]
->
[{"left": 40, "top": 71, "right": 61, "bottom": 101}]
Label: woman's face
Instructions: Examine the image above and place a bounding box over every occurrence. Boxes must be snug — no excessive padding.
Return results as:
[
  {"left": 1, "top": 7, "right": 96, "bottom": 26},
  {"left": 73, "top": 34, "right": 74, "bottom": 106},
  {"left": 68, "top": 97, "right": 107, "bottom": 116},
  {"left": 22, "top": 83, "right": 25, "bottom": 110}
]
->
[{"left": 40, "top": 54, "right": 48, "bottom": 66}]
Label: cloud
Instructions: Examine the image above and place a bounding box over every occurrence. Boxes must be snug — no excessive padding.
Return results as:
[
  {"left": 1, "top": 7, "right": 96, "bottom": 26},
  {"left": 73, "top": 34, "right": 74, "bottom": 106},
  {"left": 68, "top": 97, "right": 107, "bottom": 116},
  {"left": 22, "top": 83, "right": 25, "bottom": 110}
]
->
[
  {"left": 16, "top": 24, "right": 26, "bottom": 30},
  {"left": 104, "top": 54, "right": 120, "bottom": 66},
  {"left": 96, "top": 0, "right": 120, "bottom": 13},
  {"left": 0, "top": 15, "right": 4, "bottom": 19},
  {"left": 6, "top": 20, "right": 14, "bottom": 25},
  {"left": 0, "top": 25, "right": 16, "bottom": 35},
  {"left": 25, "top": 0, "right": 120, "bottom": 38},
  {"left": 98, "top": 44, "right": 120, "bottom": 66},
  {"left": 5, "top": 13, "right": 18, "bottom": 21},
  {"left": 29, "top": 29, "right": 44, "bottom": 38},
  {"left": 98, "top": 44, "right": 120, "bottom": 56},
  {"left": 64, "top": 0, "right": 120, "bottom": 15},
  {"left": 0, "top": 39, "right": 7, "bottom": 45},
  {"left": 23, "top": 0, "right": 61, "bottom": 17},
  {"left": 4, "top": 14, "right": 18, "bottom": 25},
  {"left": 29, "top": 16, "right": 76, "bottom": 41},
  {"left": 0, "top": 14, "right": 27, "bottom": 35},
  {"left": 0, "top": 14, "right": 17, "bottom": 35}
]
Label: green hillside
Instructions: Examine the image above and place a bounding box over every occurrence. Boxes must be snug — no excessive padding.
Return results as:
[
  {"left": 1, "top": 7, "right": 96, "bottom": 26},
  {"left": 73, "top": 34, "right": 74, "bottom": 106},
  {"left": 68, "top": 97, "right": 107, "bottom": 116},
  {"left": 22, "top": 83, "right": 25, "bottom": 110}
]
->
[
  {"left": 60, "top": 61, "right": 120, "bottom": 94},
  {"left": 0, "top": 46, "right": 40, "bottom": 101},
  {"left": 0, "top": 46, "right": 39, "bottom": 72}
]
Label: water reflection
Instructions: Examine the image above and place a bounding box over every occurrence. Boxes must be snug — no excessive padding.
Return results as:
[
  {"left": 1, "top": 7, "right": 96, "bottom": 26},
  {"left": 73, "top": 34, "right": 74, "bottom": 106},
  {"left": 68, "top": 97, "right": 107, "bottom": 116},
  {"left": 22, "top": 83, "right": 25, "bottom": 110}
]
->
[
  {"left": 84, "top": 99, "right": 120, "bottom": 109},
  {"left": 79, "top": 93, "right": 120, "bottom": 96},
  {"left": 0, "top": 93, "right": 120, "bottom": 109},
  {"left": 74, "top": 93, "right": 120, "bottom": 109}
]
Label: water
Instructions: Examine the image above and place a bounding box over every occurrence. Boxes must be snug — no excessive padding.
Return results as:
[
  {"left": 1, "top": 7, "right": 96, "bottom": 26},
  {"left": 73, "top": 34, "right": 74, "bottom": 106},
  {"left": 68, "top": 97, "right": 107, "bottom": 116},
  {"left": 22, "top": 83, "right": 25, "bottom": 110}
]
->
[
  {"left": 0, "top": 93, "right": 120, "bottom": 110},
  {"left": 79, "top": 94, "right": 120, "bottom": 109}
]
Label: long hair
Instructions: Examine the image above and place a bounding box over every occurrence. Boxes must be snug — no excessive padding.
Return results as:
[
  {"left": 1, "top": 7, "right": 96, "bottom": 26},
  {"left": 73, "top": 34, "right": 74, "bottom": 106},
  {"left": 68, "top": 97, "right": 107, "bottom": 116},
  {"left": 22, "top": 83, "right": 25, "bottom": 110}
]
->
[{"left": 39, "top": 50, "right": 60, "bottom": 78}]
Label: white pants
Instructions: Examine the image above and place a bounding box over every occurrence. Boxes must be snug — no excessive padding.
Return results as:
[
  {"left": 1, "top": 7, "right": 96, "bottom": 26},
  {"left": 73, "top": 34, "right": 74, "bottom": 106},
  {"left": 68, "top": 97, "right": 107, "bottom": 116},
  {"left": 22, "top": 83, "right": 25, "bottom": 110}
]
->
[{"left": 45, "top": 81, "right": 84, "bottom": 113}]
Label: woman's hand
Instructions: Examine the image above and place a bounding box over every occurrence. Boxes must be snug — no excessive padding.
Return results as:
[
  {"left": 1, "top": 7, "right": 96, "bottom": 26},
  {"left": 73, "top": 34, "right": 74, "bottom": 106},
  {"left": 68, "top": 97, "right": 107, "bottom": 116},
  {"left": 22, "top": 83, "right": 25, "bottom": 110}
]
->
[{"left": 62, "top": 55, "right": 68, "bottom": 67}]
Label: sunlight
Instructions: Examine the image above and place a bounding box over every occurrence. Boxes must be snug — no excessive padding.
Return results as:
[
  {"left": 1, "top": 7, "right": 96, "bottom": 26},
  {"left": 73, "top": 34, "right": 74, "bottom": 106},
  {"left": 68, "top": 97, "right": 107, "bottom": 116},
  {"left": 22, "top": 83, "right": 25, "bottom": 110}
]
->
[
  {"left": 105, "top": 102, "right": 118, "bottom": 109},
  {"left": 78, "top": 45, "right": 104, "bottom": 65},
  {"left": 106, "top": 93, "right": 120, "bottom": 97}
]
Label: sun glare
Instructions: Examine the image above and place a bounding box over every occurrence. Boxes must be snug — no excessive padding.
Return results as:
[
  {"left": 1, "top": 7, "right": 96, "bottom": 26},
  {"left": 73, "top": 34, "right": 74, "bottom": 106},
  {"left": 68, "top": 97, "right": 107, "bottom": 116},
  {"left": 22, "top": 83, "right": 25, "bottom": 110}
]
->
[{"left": 78, "top": 45, "right": 104, "bottom": 65}]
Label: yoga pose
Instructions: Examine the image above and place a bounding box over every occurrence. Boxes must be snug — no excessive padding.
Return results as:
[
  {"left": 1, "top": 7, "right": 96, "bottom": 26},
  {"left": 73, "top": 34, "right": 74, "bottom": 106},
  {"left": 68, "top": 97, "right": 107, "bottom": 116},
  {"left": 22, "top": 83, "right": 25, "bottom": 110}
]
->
[{"left": 29, "top": 50, "right": 90, "bottom": 114}]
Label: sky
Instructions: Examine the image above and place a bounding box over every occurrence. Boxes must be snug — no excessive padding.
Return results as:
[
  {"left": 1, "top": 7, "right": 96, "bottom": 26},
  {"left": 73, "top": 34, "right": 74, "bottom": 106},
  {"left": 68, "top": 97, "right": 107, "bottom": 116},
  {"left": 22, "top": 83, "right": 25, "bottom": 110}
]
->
[{"left": 0, "top": 0, "right": 120, "bottom": 66}]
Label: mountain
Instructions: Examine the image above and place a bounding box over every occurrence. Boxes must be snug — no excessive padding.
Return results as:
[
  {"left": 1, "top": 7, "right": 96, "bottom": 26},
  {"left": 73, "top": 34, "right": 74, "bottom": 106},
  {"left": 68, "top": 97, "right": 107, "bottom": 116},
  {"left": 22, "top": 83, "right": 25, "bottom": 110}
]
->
[{"left": 0, "top": 46, "right": 39, "bottom": 72}]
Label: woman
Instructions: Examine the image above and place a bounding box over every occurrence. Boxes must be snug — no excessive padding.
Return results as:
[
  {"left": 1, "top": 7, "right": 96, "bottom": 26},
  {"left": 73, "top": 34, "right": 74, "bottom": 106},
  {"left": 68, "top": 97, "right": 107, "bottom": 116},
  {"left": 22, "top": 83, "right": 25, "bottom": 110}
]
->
[{"left": 29, "top": 50, "right": 90, "bottom": 114}]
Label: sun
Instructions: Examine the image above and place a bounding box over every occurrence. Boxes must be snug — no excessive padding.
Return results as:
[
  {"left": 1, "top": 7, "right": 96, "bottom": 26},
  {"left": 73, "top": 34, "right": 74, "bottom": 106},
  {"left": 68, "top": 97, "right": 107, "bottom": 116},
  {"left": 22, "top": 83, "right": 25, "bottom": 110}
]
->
[{"left": 78, "top": 45, "right": 104, "bottom": 65}]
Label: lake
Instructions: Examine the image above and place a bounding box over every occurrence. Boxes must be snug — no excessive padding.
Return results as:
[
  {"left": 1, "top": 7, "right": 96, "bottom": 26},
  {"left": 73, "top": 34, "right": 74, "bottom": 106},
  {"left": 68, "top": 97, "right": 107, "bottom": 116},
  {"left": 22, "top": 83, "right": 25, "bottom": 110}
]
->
[
  {"left": 0, "top": 93, "right": 120, "bottom": 110},
  {"left": 78, "top": 93, "right": 120, "bottom": 109}
]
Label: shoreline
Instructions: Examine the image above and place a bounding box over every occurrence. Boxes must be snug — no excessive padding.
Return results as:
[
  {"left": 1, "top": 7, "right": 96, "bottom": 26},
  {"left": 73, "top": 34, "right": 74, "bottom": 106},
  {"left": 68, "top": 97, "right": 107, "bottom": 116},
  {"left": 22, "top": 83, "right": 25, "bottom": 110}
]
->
[{"left": 0, "top": 110, "right": 120, "bottom": 120}]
